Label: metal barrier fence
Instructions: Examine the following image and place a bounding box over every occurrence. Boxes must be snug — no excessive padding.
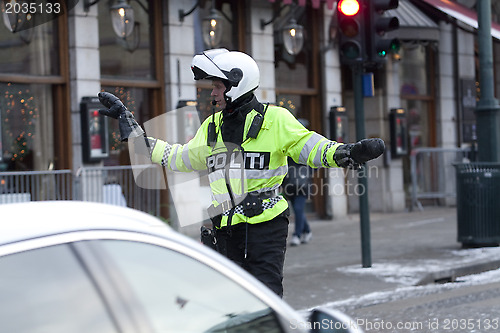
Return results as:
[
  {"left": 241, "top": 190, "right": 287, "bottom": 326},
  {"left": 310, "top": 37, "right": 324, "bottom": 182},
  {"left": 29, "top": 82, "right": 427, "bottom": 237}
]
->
[
  {"left": 410, "top": 147, "right": 471, "bottom": 211},
  {"left": 75, "top": 165, "right": 162, "bottom": 217},
  {"left": 0, "top": 170, "right": 73, "bottom": 203},
  {"left": 0, "top": 165, "right": 162, "bottom": 217},
  {"left": 0, "top": 149, "right": 475, "bottom": 215}
]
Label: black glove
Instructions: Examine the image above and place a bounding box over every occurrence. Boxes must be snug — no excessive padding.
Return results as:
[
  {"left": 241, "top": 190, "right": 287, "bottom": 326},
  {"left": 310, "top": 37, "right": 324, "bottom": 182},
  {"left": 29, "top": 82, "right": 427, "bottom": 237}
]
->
[
  {"left": 333, "top": 138, "right": 385, "bottom": 168},
  {"left": 333, "top": 143, "right": 355, "bottom": 168},
  {"left": 98, "top": 92, "right": 144, "bottom": 141},
  {"left": 98, "top": 92, "right": 126, "bottom": 118},
  {"left": 350, "top": 138, "right": 385, "bottom": 164}
]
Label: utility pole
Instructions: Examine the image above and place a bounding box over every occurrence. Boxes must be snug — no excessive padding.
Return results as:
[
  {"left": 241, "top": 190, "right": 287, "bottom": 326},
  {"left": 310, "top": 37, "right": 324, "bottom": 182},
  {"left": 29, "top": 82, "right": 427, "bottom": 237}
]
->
[
  {"left": 476, "top": 0, "right": 500, "bottom": 162},
  {"left": 455, "top": 0, "right": 500, "bottom": 247}
]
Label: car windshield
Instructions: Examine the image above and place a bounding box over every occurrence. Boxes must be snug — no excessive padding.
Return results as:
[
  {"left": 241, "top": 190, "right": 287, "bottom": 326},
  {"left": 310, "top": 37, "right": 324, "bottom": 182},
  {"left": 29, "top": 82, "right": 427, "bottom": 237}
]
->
[{"left": 99, "top": 240, "right": 285, "bottom": 333}]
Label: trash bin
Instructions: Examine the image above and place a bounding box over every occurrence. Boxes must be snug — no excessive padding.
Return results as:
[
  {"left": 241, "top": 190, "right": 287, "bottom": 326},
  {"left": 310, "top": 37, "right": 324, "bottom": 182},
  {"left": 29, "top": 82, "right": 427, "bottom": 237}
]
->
[{"left": 454, "top": 163, "right": 500, "bottom": 247}]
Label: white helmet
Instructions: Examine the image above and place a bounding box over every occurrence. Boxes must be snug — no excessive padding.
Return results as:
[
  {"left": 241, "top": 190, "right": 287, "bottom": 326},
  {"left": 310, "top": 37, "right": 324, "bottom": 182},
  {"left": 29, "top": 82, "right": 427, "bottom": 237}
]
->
[{"left": 191, "top": 48, "right": 260, "bottom": 104}]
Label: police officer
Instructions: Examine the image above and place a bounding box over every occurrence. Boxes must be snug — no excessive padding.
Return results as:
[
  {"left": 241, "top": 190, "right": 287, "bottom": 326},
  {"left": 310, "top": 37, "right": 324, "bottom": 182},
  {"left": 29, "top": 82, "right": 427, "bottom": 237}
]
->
[{"left": 98, "top": 48, "right": 385, "bottom": 297}]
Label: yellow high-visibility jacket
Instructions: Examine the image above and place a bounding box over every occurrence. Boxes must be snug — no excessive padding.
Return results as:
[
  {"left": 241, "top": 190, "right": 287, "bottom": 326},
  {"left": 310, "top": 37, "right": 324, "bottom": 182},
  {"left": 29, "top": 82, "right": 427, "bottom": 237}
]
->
[{"left": 150, "top": 105, "right": 342, "bottom": 228}]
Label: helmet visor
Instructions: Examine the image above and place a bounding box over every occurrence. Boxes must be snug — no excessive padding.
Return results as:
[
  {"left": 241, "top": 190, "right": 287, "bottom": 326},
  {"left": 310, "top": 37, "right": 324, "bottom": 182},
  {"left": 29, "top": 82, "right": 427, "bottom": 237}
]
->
[{"left": 191, "top": 48, "right": 229, "bottom": 81}]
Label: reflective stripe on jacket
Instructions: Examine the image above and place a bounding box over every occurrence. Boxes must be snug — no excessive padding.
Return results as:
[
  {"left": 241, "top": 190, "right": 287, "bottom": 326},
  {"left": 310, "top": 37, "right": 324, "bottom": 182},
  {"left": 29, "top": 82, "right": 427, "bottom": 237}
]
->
[{"left": 150, "top": 105, "right": 342, "bottom": 228}]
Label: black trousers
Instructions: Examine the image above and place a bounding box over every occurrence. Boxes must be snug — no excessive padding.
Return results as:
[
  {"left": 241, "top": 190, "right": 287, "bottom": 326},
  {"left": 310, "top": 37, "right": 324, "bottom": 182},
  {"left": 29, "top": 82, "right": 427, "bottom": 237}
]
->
[{"left": 215, "top": 215, "right": 289, "bottom": 297}]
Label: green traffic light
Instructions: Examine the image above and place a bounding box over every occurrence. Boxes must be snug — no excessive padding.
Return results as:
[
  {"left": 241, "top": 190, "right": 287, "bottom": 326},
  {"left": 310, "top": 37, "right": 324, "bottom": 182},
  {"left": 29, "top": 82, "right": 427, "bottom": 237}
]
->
[
  {"left": 390, "top": 39, "right": 401, "bottom": 53},
  {"left": 375, "top": 38, "right": 400, "bottom": 58}
]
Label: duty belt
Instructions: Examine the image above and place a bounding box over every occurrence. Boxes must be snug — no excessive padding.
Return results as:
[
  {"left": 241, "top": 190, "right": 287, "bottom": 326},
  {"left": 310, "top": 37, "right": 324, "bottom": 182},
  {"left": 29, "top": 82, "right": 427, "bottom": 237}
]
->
[{"left": 207, "top": 190, "right": 279, "bottom": 219}]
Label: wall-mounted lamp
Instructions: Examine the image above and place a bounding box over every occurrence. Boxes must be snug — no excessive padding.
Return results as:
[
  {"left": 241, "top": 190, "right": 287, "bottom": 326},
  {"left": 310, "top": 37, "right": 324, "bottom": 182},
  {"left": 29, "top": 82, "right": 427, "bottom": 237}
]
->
[
  {"left": 282, "top": 19, "right": 303, "bottom": 56},
  {"left": 117, "top": 21, "right": 141, "bottom": 53},
  {"left": 260, "top": 6, "right": 304, "bottom": 56},
  {"left": 109, "top": 0, "right": 135, "bottom": 38},
  {"left": 260, "top": 9, "right": 281, "bottom": 31},
  {"left": 85, "top": 0, "right": 135, "bottom": 38},
  {"left": 84, "top": 0, "right": 146, "bottom": 52},
  {"left": 202, "top": 8, "right": 223, "bottom": 49},
  {"left": 1, "top": 0, "right": 35, "bottom": 44},
  {"left": 179, "top": 0, "right": 227, "bottom": 49},
  {"left": 179, "top": 0, "right": 201, "bottom": 22}
]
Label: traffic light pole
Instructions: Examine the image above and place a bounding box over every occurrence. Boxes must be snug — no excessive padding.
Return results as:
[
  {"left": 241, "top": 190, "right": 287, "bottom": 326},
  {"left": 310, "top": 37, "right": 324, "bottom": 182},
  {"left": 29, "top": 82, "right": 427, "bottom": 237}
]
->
[{"left": 352, "top": 63, "right": 372, "bottom": 268}]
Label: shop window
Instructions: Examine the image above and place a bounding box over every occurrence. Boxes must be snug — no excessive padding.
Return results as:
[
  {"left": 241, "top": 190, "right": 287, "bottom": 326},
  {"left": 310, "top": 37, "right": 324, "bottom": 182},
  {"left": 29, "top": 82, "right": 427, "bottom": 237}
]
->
[
  {"left": 0, "top": 83, "right": 54, "bottom": 171},
  {"left": 98, "top": 0, "right": 163, "bottom": 166},
  {"left": 274, "top": 6, "right": 324, "bottom": 217},
  {"left": 399, "top": 44, "right": 430, "bottom": 96},
  {"left": 276, "top": 94, "right": 303, "bottom": 118},
  {"left": 194, "top": 0, "right": 241, "bottom": 124},
  {"left": 0, "top": 19, "right": 60, "bottom": 76},
  {"left": 401, "top": 99, "right": 431, "bottom": 149},
  {"left": 274, "top": 7, "right": 310, "bottom": 89},
  {"left": 275, "top": 58, "right": 310, "bottom": 90},
  {"left": 399, "top": 43, "right": 436, "bottom": 204},
  {"left": 399, "top": 43, "right": 434, "bottom": 149},
  {"left": 275, "top": 6, "right": 316, "bottom": 127}
]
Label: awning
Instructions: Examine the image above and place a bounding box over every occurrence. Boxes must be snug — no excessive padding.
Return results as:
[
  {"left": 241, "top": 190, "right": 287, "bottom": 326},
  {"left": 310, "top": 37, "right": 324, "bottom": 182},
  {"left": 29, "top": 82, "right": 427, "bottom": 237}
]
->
[
  {"left": 267, "top": 0, "right": 336, "bottom": 10},
  {"left": 419, "top": 0, "right": 500, "bottom": 40}
]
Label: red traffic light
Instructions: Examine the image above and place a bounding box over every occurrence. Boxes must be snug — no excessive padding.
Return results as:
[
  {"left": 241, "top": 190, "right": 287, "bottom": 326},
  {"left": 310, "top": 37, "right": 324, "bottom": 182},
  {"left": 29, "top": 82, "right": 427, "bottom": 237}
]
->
[
  {"left": 337, "top": 0, "right": 364, "bottom": 64},
  {"left": 338, "top": 0, "right": 360, "bottom": 16}
]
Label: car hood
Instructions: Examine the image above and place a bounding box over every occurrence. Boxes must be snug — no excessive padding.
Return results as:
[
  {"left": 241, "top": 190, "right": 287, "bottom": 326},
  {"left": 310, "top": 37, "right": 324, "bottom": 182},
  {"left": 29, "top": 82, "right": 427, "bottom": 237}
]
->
[{"left": 0, "top": 201, "right": 170, "bottom": 246}]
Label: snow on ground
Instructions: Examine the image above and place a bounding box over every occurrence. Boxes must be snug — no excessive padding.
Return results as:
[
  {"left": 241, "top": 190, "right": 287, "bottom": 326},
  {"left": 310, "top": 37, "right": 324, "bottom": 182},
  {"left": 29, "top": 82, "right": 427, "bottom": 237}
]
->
[
  {"left": 306, "top": 268, "right": 500, "bottom": 313},
  {"left": 338, "top": 261, "right": 442, "bottom": 286},
  {"left": 309, "top": 247, "right": 500, "bottom": 313},
  {"left": 337, "top": 247, "right": 500, "bottom": 286}
]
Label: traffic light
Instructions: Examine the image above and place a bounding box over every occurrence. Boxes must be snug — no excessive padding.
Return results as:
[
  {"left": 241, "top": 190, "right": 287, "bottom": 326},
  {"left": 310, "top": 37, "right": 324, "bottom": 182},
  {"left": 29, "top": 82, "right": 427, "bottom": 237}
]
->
[
  {"left": 337, "top": 0, "right": 365, "bottom": 64},
  {"left": 366, "top": 0, "right": 400, "bottom": 65}
]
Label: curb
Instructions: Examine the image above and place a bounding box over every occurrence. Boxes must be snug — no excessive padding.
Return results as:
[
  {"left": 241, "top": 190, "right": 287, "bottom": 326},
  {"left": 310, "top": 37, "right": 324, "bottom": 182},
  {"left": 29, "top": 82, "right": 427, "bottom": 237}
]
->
[{"left": 416, "top": 259, "right": 500, "bottom": 285}]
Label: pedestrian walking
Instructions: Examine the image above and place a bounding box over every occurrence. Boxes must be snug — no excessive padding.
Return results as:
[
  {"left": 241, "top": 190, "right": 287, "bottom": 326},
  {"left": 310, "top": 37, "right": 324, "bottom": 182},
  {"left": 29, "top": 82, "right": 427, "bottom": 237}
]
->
[
  {"left": 282, "top": 118, "right": 313, "bottom": 247},
  {"left": 98, "top": 48, "right": 385, "bottom": 297},
  {"left": 282, "top": 156, "right": 313, "bottom": 246}
]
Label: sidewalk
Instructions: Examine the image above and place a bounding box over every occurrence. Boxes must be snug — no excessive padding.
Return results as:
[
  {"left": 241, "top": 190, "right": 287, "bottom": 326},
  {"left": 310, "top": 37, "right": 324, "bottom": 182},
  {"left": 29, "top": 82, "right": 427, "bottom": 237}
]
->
[{"left": 282, "top": 206, "right": 500, "bottom": 311}]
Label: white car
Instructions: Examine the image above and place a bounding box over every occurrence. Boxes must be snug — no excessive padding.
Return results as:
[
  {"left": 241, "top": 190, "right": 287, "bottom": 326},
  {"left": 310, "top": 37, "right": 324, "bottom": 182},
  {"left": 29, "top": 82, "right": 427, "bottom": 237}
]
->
[{"left": 0, "top": 201, "right": 361, "bottom": 333}]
